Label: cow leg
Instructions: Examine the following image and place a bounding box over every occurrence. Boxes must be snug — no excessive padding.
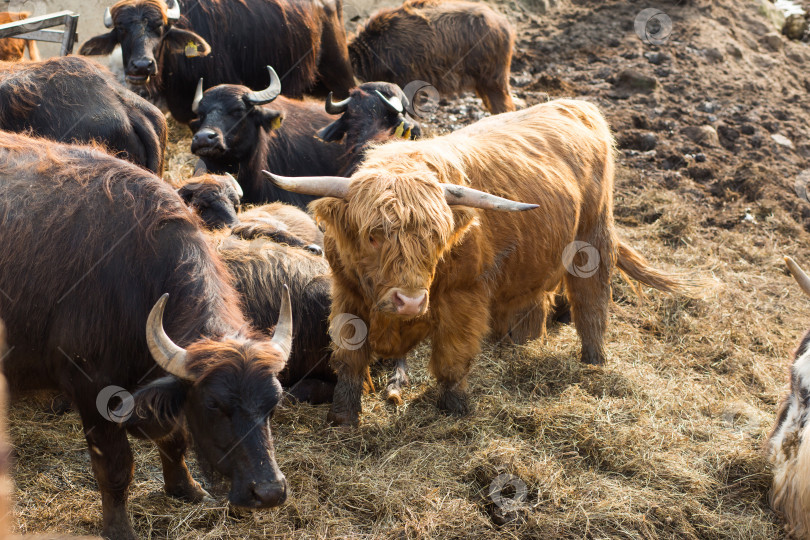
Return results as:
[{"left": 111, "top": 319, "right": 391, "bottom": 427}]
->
[
  {"left": 563, "top": 231, "right": 614, "bottom": 365},
  {"left": 153, "top": 430, "right": 211, "bottom": 502},
  {"left": 429, "top": 291, "right": 490, "bottom": 415},
  {"left": 384, "top": 358, "right": 409, "bottom": 406},
  {"left": 327, "top": 348, "right": 370, "bottom": 426},
  {"left": 476, "top": 78, "right": 515, "bottom": 115},
  {"left": 76, "top": 402, "right": 136, "bottom": 540}
]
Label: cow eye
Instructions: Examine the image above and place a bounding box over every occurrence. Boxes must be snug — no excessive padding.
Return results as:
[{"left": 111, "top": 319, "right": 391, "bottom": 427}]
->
[{"left": 369, "top": 235, "right": 380, "bottom": 248}]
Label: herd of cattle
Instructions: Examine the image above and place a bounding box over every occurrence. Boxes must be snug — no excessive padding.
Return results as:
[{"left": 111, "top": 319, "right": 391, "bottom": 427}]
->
[{"left": 0, "top": 0, "right": 808, "bottom": 538}]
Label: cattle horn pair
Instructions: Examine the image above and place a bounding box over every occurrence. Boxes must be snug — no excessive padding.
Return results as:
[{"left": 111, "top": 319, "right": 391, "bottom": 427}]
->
[
  {"left": 325, "top": 92, "right": 351, "bottom": 115},
  {"left": 374, "top": 90, "right": 404, "bottom": 114},
  {"left": 786, "top": 256, "right": 810, "bottom": 298},
  {"left": 146, "top": 287, "right": 294, "bottom": 380},
  {"left": 245, "top": 66, "right": 282, "bottom": 106},
  {"left": 260, "top": 171, "right": 540, "bottom": 211}
]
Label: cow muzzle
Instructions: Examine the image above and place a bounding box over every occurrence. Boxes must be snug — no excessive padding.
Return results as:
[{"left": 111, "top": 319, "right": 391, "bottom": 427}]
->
[
  {"left": 230, "top": 475, "right": 288, "bottom": 508},
  {"left": 126, "top": 57, "right": 157, "bottom": 83},
  {"left": 191, "top": 129, "right": 227, "bottom": 157},
  {"left": 380, "top": 288, "right": 429, "bottom": 317}
]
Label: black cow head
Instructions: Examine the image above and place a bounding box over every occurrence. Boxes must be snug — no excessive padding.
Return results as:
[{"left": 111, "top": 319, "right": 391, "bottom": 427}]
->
[
  {"left": 128, "top": 289, "right": 294, "bottom": 508},
  {"left": 189, "top": 66, "right": 283, "bottom": 163},
  {"left": 79, "top": 0, "right": 210, "bottom": 85},
  {"left": 178, "top": 164, "right": 242, "bottom": 230},
  {"left": 317, "top": 82, "right": 421, "bottom": 152}
]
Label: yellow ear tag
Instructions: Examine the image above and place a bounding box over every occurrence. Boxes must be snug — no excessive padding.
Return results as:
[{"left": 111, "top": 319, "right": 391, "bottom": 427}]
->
[
  {"left": 402, "top": 127, "right": 411, "bottom": 139},
  {"left": 185, "top": 42, "right": 199, "bottom": 58},
  {"left": 394, "top": 122, "right": 404, "bottom": 138},
  {"left": 270, "top": 116, "right": 283, "bottom": 129}
]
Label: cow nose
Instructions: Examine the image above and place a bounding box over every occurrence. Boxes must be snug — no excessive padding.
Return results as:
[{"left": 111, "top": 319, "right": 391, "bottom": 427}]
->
[
  {"left": 392, "top": 290, "right": 427, "bottom": 316},
  {"left": 251, "top": 480, "right": 287, "bottom": 507},
  {"left": 130, "top": 58, "right": 155, "bottom": 73},
  {"left": 192, "top": 129, "right": 218, "bottom": 146}
]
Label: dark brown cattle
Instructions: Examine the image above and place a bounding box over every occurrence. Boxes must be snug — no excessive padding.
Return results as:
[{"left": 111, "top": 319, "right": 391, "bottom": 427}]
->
[
  {"left": 0, "top": 56, "right": 167, "bottom": 175},
  {"left": 190, "top": 68, "right": 420, "bottom": 208},
  {"left": 79, "top": 0, "right": 354, "bottom": 124},
  {"left": 0, "top": 12, "right": 40, "bottom": 62},
  {"left": 349, "top": 0, "right": 516, "bottom": 114},
  {"left": 0, "top": 131, "right": 295, "bottom": 539}
]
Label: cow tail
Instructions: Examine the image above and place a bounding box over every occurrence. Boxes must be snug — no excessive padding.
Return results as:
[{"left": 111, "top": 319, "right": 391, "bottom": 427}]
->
[{"left": 615, "top": 241, "right": 694, "bottom": 294}]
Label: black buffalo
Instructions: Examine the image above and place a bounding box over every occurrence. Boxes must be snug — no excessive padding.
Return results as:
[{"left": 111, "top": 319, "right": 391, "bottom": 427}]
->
[
  {"left": 0, "top": 131, "right": 295, "bottom": 539},
  {"left": 79, "top": 0, "right": 355, "bottom": 124},
  {"left": 0, "top": 56, "right": 167, "bottom": 175},
  {"left": 190, "top": 67, "right": 420, "bottom": 208}
]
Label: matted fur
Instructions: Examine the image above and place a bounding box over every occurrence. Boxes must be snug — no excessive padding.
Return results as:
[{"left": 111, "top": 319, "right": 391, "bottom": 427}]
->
[
  {"left": 312, "top": 99, "right": 689, "bottom": 424},
  {"left": 0, "top": 56, "right": 167, "bottom": 174},
  {"left": 349, "top": 0, "right": 515, "bottom": 113}
]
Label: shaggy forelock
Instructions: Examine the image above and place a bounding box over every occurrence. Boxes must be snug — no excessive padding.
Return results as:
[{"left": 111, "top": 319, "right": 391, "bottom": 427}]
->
[{"left": 111, "top": 0, "right": 168, "bottom": 22}]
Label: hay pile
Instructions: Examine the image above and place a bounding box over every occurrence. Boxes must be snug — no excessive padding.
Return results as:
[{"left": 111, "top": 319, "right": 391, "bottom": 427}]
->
[{"left": 9, "top": 0, "right": 810, "bottom": 537}]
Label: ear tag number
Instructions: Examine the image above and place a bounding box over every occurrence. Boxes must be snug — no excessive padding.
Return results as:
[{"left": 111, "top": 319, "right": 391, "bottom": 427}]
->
[{"left": 185, "top": 42, "right": 199, "bottom": 57}]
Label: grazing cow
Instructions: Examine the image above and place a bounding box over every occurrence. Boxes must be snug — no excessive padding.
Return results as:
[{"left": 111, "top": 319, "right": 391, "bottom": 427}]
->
[
  {"left": 79, "top": 0, "right": 354, "bottom": 124},
  {"left": 767, "top": 256, "right": 810, "bottom": 537},
  {"left": 0, "top": 56, "right": 167, "bottom": 175},
  {"left": 190, "top": 67, "right": 420, "bottom": 207},
  {"left": 0, "top": 131, "right": 296, "bottom": 539},
  {"left": 0, "top": 12, "right": 40, "bottom": 61},
  {"left": 264, "top": 99, "right": 688, "bottom": 426},
  {"left": 349, "top": 0, "right": 516, "bottom": 114}
]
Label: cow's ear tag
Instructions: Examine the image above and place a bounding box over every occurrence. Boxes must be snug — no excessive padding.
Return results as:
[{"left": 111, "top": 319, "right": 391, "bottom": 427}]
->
[
  {"left": 185, "top": 42, "right": 199, "bottom": 57},
  {"left": 271, "top": 116, "right": 283, "bottom": 129}
]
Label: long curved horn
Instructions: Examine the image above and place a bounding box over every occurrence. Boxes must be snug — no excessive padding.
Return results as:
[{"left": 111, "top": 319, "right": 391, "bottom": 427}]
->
[
  {"left": 441, "top": 184, "right": 539, "bottom": 212},
  {"left": 224, "top": 173, "right": 243, "bottom": 199},
  {"left": 374, "top": 90, "right": 403, "bottom": 114},
  {"left": 325, "top": 92, "right": 351, "bottom": 115},
  {"left": 786, "top": 256, "right": 810, "bottom": 299},
  {"left": 146, "top": 294, "right": 194, "bottom": 381},
  {"left": 270, "top": 285, "right": 293, "bottom": 359},
  {"left": 244, "top": 66, "right": 281, "bottom": 106},
  {"left": 191, "top": 78, "right": 203, "bottom": 114},
  {"left": 261, "top": 171, "right": 351, "bottom": 199},
  {"left": 103, "top": 7, "right": 113, "bottom": 28},
  {"left": 165, "top": 0, "right": 181, "bottom": 21}
]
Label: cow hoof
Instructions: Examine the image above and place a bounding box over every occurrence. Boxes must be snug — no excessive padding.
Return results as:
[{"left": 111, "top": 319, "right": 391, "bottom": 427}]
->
[
  {"left": 580, "top": 352, "right": 605, "bottom": 365},
  {"left": 102, "top": 521, "right": 137, "bottom": 540},
  {"left": 385, "top": 387, "right": 404, "bottom": 406},
  {"left": 166, "top": 481, "right": 211, "bottom": 503},
  {"left": 437, "top": 388, "right": 470, "bottom": 416},
  {"left": 326, "top": 409, "right": 360, "bottom": 427}
]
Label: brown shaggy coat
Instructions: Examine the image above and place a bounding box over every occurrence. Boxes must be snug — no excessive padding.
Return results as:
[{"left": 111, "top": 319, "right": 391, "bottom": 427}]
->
[
  {"left": 310, "top": 99, "right": 686, "bottom": 425},
  {"left": 349, "top": 0, "right": 515, "bottom": 113}
]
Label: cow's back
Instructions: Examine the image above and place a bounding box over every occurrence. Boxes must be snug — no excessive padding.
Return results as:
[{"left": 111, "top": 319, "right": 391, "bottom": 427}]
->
[{"left": 0, "top": 132, "right": 223, "bottom": 391}]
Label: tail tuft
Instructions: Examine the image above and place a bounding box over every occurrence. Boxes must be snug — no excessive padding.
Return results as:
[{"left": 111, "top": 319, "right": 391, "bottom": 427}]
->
[{"left": 616, "top": 241, "right": 696, "bottom": 294}]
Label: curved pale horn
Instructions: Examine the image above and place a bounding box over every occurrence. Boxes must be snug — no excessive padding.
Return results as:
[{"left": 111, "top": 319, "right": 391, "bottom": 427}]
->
[
  {"left": 786, "top": 256, "right": 810, "bottom": 299},
  {"left": 224, "top": 173, "right": 243, "bottom": 199},
  {"left": 441, "top": 184, "right": 540, "bottom": 212},
  {"left": 270, "top": 285, "right": 293, "bottom": 359},
  {"left": 261, "top": 171, "right": 351, "bottom": 199},
  {"left": 325, "top": 92, "right": 351, "bottom": 115},
  {"left": 165, "top": 0, "right": 181, "bottom": 21},
  {"left": 374, "top": 90, "right": 403, "bottom": 114},
  {"left": 146, "top": 294, "right": 194, "bottom": 381},
  {"left": 191, "top": 78, "right": 203, "bottom": 114},
  {"left": 244, "top": 66, "right": 281, "bottom": 106},
  {"left": 103, "top": 7, "right": 113, "bottom": 28}
]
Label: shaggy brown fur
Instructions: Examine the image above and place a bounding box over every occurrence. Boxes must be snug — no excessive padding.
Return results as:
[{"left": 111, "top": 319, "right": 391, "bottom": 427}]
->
[
  {"left": 0, "top": 56, "right": 167, "bottom": 175},
  {"left": 0, "top": 12, "right": 39, "bottom": 62},
  {"left": 0, "top": 131, "right": 291, "bottom": 539},
  {"left": 309, "top": 99, "right": 689, "bottom": 425},
  {"left": 235, "top": 203, "right": 324, "bottom": 247},
  {"left": 349, "top": 0, "right": 515, "bottom": 114}
]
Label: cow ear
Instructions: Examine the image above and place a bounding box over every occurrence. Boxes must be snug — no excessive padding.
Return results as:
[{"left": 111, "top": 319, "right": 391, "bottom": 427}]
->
[
  {"left": 310, "top": 197, "right": 347, "bottom": 232},
  {"left": 257, "top": 108, "right": 284, "bottom": 131},
  {"left": 162, "top": 28, "right": 211, "bottom": 57},
  {"left": 316, "top": 119, "right": 347, "bottom": 142},
  {"left": 126, "top": 376, "right": 188, "bottom": 438},
  {"left": 79, "top": 32, "right": 119, "bottom": 56},
  {"left": 177, "top": 185, "right": 195, "bottom": 204}
]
